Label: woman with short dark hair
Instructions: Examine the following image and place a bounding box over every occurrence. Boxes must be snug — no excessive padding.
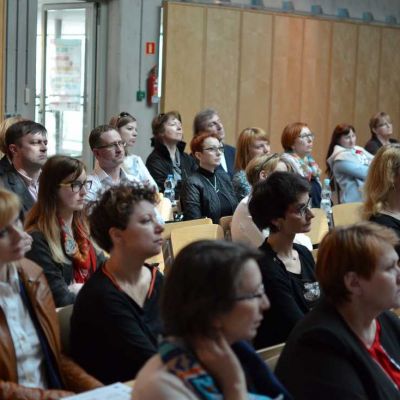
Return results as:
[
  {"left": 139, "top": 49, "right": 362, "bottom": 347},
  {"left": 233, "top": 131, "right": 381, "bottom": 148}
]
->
[
  {"left": 276, "top": 222, "right": 400, "bottom": 399},
  {"left": 249, "top": 171, "right": 320, "bottom": 348},
  {"left": 135, "top": 240, "right": 292, "bottom": 400},
  {"left": 70, "top": 183, "right": 164, "bottom": 384}
]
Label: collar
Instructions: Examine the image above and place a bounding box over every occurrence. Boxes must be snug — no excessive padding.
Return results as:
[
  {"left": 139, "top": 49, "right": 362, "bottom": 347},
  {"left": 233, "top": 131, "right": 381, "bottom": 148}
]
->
[
  {"left": 15, "top": 168, "right": 40, "bottom": 187},
  {"left": 198, "top": 166, "right": 215, "bottom": 178},
  {"left": 93, "top": 165, "right": 132, "bottom": 183},
  {"left": 0, "top": 263, "right": 19, "bottom": 291}
]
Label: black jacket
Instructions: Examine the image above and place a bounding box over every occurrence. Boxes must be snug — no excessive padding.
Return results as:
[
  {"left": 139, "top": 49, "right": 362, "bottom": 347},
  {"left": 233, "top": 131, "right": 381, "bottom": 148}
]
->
[
  {"left": 276, "top": 300, "right": 400, "bottom": 400},
  {"left": 145, "top": 140, "right": 197, "bottom": 197},
  {"left": 180, "top": 168, "right": 238, "bottom": 223}
]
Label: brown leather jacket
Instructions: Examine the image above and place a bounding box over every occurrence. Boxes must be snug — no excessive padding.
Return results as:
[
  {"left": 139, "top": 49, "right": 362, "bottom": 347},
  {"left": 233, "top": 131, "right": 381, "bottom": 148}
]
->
[{"left": 0, "top": 258, "right": 102, "bottom": 399}]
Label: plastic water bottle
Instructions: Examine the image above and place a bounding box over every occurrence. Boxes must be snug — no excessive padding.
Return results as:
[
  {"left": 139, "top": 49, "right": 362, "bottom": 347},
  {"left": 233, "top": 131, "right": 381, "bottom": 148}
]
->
[
  {"left": 164, "top": 174, "right": 176, "bottom": 205},
  {"left": 320, "top": 178, "right": 333, "bottom": 228}
]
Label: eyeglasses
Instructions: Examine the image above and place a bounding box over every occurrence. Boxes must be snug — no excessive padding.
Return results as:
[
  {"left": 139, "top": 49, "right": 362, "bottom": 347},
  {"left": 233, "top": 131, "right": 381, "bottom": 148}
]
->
[
  {"left": 295, "top": 197, "right": 313, "bottom": 217},
  {"left": 298, "top": 133, "right": 315, "bottom": 141},
  {"left": 376, "top": 122, "right": 392, "bottom": 128},
  {"left": 234, "top": 284, "right": 266, "bottom": 301},
  {"left": 96, "top": 140, "right": 126, "bottom": 150},
  {"left": 203, "top": 145, "right": 224, "bottom": 154},
  {"left": 59, "top": 180, "right": 93, "bottom": 193}
]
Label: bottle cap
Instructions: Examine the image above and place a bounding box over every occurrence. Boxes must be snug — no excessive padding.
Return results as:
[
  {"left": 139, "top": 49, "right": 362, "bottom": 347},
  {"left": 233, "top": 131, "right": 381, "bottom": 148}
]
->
[{"left": 324, "top": 178, "right": 330, "bottom": 186}]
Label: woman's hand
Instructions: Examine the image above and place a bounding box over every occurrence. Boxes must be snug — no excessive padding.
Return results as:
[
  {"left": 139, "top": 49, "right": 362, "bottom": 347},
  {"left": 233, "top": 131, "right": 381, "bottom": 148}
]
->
[{"left": 194, "top": 334, "right": 247, "bottom": 400}]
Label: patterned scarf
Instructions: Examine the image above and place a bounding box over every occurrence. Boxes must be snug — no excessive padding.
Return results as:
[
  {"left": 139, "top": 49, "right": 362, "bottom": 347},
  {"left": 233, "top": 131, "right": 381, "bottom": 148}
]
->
[
  {"left": 159, "top": 338, "right": 290, "bottom": 400},
  {"left": 290, "top": 152, "right": 321, "bottom": 182},
  {"left": 58, "top": 217, "right": 96, "bottom": 283}
]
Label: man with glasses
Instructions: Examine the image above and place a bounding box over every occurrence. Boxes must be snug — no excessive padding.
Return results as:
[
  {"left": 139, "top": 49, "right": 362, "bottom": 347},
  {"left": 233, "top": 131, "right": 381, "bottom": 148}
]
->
[
  {"left": 86, "top": 125, "right": 136, "bottom": 202},
  {"left": 0, "top": 120, "right": 48, "bottom": 219},
  {"left": 193, "top": 108, "right": 236, "bottom": 179}
]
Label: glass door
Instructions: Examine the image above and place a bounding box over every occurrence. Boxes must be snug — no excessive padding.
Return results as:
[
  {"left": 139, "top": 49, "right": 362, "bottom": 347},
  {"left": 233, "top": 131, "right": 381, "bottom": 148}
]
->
[{"left": 36, "top": 2, "right": 96, "bottom": 167}]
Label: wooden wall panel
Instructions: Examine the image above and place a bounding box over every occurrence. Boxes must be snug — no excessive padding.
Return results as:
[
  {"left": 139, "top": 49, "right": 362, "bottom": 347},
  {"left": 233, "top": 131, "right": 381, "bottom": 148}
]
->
[
  {"left": 203, "top": 7, "right": 241, "bottom": 145},
  {"left": 328, "top": 22, "right": 358, "bottom": 134},
  {"left": 0, "top": 0, "right": 4, "bottom": 121},
  {"left": 237, "top": 12, "right": 272, "bottom": 138},
  {"left": 354, "top": 26, "right": 381, "bottom": 145},
  {"left": 161, "top": 4, "right": 205, "bottom": 142},
  {"left": 269, "top": 16, "right": 304, "bottom": 153},
  {"left": 378, "top": 28, "right": 400, "bottom": 139},
  {"left": 300, "top": 19, "right": 332, "bottom": 169}
]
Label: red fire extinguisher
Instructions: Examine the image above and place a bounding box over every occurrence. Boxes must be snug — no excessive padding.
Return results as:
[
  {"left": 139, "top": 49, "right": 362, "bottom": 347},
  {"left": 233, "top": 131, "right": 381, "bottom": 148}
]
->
[{"left": 147, "top": 66, "right": 158, "bottom": 106}]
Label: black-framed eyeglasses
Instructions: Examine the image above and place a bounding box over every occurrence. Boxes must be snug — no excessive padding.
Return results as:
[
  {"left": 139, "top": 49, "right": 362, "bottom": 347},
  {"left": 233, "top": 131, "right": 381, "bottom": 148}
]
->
[
  {"left": 96, "top": 140, "right": 126, "bottom": 150},
  {"left": 234, "top": 284, "right": 266, "bottom": 302},
  {"left": 203, "top": 145, "right": 224, "bottom": 154},
  {"left": 295, "top": 197, "right": 313, "bottom": 217},
  {"left": 59, "top": 180, "right": 93, "bottom": 193}
]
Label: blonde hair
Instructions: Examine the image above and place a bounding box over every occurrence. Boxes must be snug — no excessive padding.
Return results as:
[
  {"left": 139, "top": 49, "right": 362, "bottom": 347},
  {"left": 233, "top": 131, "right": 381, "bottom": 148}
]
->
[
  {"left": 0, "top": 188, "right": 21, "bottom": 227},
  {"left": 0, "top": 116, "right": 26, "bottom": 155},
  {"left": 363, "top": 144, "right": 400, "bottom": 219},
  {"left": 234, "top": 127, "right": 270, "bottom": 171}
]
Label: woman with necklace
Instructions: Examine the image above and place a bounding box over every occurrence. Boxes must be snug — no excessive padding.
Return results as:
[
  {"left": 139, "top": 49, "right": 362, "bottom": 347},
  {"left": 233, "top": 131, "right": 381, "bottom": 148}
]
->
[
  {"left": 364, "top": 144, "right": 400, "bottom": 242},
  {"left": 146, "top": 111, "right": 197, "bottom": 199},
  {"left": 70, "top": 184, "right": 164, "bottom": 384},
  {"left": 276, "top": 223, "right": 400, "bottom": 399},
  {"left": 180, "top": 132, "right": 238, "bottom": 223},
  {"left": 25, "top": 155, "right": 103, "bottom": 307},
  {"left": 248, "top": 171, "right": 320, "bottom": 348}
]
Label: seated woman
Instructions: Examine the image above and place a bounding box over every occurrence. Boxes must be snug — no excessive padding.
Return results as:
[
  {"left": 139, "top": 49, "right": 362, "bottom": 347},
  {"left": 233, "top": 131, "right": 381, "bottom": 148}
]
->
[
  {"left": 364, "top": 143, "right": 400, "bottom": 239},
  {"left": 0, "top": 188, "right": 102, "bottom": 399},
  {"left": 365, "top": 112, "right": 398, "bottom": 155},
  {"left": 280, "top": 122, "right": 322, "bottom": 207},
  {"left": 232, "top": 127, "right": 270, "bottom": 202},
  {"left": 70, "top": 184, "right": 164, "bottom": 384},
  {"left": 146, "top": 111, "right": 197, "bottom": 198},
  {"left": 109, "top": 111, "right": 157, "bottom": 188},
  {"left": 180, "top": 132, "right": 238, "bottom": 223},
  {"left": 276, "top": 222, "right": 400, "bottom": 400},
  {"left": 135, "top": 240, "right": 292, "bottom": 400},
  {"left": 326, "top": 123, "right": 373, "bottom": 203},
  {"left": 25, "top": 155, "right": 103, "bottom": 307},
  {"left": 248, "top": 171, "right": 320, "bottom": 348},
  {"left": 231, "top": 153, "right": 312, "bottom": 251}
]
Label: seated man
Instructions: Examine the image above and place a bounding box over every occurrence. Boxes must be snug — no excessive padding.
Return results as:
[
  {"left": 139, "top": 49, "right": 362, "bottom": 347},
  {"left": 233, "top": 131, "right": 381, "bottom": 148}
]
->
[{"left": 0, "top": 187, "right": 102, "bottom": 398}]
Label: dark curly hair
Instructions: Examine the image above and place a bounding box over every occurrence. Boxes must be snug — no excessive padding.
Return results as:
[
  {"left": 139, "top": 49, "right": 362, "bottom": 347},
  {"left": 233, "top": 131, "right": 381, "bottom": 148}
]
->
[
  {"left": 89, "top": 183, "right": 158, "bottom": 252},
  {"left": 248, "top": 171, "right": 310, "bottom": 233}
]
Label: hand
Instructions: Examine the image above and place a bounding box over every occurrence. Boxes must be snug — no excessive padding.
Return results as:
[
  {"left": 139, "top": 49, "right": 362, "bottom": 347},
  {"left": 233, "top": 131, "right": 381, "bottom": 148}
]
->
[{"left": 193, "top": 334, "right": 247, "bottom": 400}]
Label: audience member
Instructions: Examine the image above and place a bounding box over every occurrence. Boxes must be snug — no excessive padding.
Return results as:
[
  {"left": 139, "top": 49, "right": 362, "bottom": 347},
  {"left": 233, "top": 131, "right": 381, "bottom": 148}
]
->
[
  {"left": 193, "top": 108, "right": 236, "bottom": 178},
  {"left": 109, "top": 111, "right": 157, "bottom": 188},
  {"left": 86, "top": 124, "right": 135, "bottom": 202},
  {"left": 326, "top": 123, "right": 373, "bottom": 203},
  {"left": 180, "top": 132, "right": 238, "bottom": 223},
  {"left": 276, "top": 222, "right": 400, "bottom": 399},
  {"left": 231, "top": 153, "right": 312, "bottom": 250},
  {"left": 280, "top": 122, "right": 322, "bottom": 207},
  {"left": 232, "top": 127, "right": 270, "bottom": 202},
  {"left": 135, "top": 240, "right": 292, "bottom": 400},
  {"left": 70, "top": 184, "right": 164, "bottom": 384},
  {"left": 146, "top": 111, "right": 197, "bottom": 198},
  {"left": 0, "top": 120, "right": 47, "bottom": 218},
  {"left": 365, "top": 112, "right": 398, "bottom": 155},
  {"left": 249, "top": 171, "right": 320, "bottom": 348},
  {"left": 364, "top": 143, "right": 400, "bottom": 239},
  {"left": 0, "top": 188, "right": 102, "bottom": 399},
  {"left": 0, "top": 115, "right": 25, "bottom": 171},
  {"left": 25, "top": 156, "right": 103, "bottom": 307}
]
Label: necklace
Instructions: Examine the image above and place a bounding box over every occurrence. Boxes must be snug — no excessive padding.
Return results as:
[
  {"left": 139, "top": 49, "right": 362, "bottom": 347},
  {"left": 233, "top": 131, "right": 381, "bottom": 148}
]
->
[{"left": 204, "top": 175, "right": 219, "bottom": 193}]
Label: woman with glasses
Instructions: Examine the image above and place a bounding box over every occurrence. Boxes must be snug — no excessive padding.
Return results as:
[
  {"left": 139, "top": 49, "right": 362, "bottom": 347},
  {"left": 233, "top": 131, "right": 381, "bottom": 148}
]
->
[
  {"left": 280, "top": 122, "right": 322, "bottom": 208},
  {"left": 180, "top": 132, "right": 238, "bottom": 223},
  {"left": 364, "top": 144, "right": 400, "bottom": 241},
  {"left": 109, "top": 112, "right": 157, "bottom": 189},
  {"left": 365, "top": 112, "right": 398, "bottom": 155},
  {"left": 146, "top": 111, "right": 197, "bottom": 198},
  {"left": 326, "top": 123, "right": 373, "bottom": 203},
  {"left": 135, "top": 240, "right": 292, "bottom": 400},
  {"left": 249, "top": 171, "right": 320, "bottom": 348},
  {"left": 232, "top": 127, "right": 270, "bottom": 202},
  {"left": 24, "top": 155, "right": 104, "bottom": 307}
]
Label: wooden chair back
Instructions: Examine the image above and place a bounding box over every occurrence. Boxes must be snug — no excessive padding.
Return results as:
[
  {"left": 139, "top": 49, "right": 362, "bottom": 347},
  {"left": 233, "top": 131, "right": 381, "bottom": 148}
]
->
[
  {"left": 256, "top": 342, "right": 285, "bottom": 371},
  {"left": 304, "top": 208, "right": 329, "bottom": 247},
  {"left": 56, "top": 304, "right": 74, "bottom": 355},
  {"left": 332, "top": 202, "right": 363, "bottom": 227},
  {"left": 219, "top": 215, "right": 233, "bottom": 240}
]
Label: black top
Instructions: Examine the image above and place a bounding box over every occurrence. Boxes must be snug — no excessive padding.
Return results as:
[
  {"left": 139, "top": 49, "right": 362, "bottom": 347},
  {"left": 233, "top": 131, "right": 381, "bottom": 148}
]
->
[
  {"left": 254, "top": 241, "right": 320, "bottom": 349},
  {"left": 276, "top": 300, "right": 400, "bottom": 400},
  {"left": 370, "top": 213, "right": 400, "bottom": 238},
  {"left": 145, "top": 140, "right": 197, "bottom": 197},
  {"left": 70, "top": 264, "right": 163, "bottom": 384},
  {"left": 180, "top": 167, "right": 238, "bottom": 223},
  {"left": 364, "top": 135, "right": 398, "bottom": 155}
]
